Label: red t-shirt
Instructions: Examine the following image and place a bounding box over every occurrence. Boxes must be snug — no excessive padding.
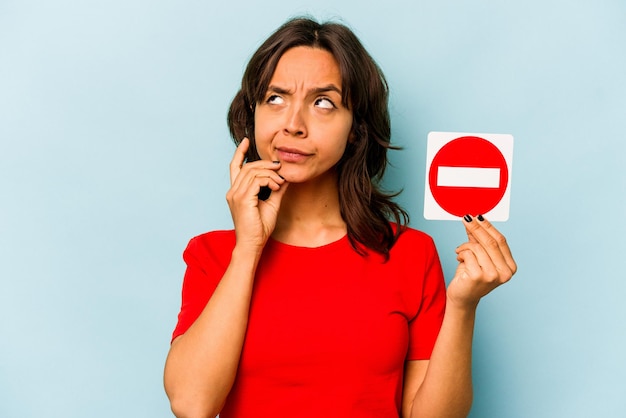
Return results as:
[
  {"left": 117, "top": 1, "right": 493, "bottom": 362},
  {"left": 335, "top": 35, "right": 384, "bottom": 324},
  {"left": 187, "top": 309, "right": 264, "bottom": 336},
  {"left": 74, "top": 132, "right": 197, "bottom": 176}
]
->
[{"left": 172, "top": 227, "right": 446, "bottom": 417}]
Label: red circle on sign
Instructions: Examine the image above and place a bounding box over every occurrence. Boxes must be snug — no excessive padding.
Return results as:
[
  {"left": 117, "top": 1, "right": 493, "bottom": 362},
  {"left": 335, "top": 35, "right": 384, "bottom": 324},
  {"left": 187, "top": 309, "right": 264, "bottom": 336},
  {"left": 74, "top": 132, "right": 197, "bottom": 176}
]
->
[{"left": 428, "top": 136, "right": 508, "bottom": 217}]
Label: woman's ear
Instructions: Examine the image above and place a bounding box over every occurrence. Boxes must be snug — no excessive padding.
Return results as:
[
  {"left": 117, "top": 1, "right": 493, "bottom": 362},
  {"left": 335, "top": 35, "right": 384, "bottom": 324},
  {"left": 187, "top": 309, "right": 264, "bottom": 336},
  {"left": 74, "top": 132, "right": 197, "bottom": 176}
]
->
[{"left": 348, "top": 123, "right": 358, "bottom": 143}]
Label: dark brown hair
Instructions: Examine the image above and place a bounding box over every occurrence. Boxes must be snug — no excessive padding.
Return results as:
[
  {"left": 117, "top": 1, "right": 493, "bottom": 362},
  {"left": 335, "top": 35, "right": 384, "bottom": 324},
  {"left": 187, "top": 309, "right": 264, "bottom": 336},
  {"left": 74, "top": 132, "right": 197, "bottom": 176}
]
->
[{"left": 227, "top": 17, "right": 408, "bottom": 259}]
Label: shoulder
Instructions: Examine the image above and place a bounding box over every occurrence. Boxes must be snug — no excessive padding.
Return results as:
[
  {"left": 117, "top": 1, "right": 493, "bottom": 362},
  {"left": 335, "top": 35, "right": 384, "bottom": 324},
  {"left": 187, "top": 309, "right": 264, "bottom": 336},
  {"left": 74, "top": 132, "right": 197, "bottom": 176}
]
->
[
  {"left": 385, "top": 225, "right": 441, "bottom": 272},
  {"left": 188, "top": 229, "right": 236, "bottom": 247},
  {"left": 183, "top": 229, "right": 236, "bottom": 263},
  {"left": 392, "top": 226, "right": 437, "bottom": 254}
]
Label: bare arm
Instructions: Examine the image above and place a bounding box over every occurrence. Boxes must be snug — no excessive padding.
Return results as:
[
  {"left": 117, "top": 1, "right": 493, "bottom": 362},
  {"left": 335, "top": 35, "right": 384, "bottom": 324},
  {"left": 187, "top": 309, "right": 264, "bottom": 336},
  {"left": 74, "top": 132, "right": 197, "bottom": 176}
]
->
[
  {"left": 403, "top": 301, "right": 477, "bottom": 418},
  {"left": 164, "top": 248, "right": 258, "bottom": 418},
  {"left": 403, "top": 215, "right": 517, "bottom": 418},
  {"left": 163, "top": 139, "right": 288, "bottom": 418}
]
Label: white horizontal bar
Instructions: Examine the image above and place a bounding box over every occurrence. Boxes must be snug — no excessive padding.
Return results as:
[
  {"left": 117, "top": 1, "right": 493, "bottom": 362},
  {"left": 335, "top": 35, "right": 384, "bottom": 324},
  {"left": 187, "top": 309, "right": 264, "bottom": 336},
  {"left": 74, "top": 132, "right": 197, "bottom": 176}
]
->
[{"left": 437, "top": 166, "right": 500, "bottom": 188}]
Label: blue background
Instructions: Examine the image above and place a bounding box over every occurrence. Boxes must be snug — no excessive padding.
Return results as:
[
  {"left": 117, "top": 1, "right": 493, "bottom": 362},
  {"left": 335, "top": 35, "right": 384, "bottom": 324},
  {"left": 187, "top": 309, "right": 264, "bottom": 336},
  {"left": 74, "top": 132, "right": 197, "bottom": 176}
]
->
[{"left": 1, "top": 1, "right": 624, "bottom": 417}]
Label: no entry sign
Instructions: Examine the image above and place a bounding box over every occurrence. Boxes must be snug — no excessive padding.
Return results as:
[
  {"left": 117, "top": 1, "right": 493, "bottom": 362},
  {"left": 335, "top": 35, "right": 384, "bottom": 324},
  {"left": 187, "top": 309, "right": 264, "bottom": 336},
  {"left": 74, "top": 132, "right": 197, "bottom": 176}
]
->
[{"left": 424, "top": 132, "right": 514, "bottom": 221}]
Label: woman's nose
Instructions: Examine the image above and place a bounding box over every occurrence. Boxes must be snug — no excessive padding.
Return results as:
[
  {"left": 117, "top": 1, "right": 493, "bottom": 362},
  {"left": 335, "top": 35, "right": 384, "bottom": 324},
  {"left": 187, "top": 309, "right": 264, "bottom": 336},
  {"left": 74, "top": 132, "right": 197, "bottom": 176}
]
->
[{"left": 283, "top": 104, "right": 307, "bottom": 137}]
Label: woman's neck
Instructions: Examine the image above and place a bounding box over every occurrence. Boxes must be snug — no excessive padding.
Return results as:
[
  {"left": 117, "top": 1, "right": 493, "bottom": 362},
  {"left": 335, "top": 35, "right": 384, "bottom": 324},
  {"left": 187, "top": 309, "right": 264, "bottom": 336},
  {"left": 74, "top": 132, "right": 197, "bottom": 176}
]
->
[{"left": 271, "top": 174, "right": 347, "bottom": 247}]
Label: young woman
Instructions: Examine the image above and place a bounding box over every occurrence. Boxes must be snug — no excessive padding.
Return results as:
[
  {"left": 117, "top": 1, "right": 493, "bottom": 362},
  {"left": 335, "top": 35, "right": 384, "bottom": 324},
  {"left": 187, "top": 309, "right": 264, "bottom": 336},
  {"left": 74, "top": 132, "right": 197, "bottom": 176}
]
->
[{"left": 164, "top": 17, "right": 517, "bottom": 418}]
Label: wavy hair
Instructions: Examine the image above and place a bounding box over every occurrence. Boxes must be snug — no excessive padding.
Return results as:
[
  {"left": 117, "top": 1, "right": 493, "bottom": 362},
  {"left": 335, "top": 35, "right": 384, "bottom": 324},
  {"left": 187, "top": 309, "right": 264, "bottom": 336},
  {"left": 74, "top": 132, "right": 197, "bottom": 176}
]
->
[{"left": 227, "top": 17, "right": 408, "bottom": 259}]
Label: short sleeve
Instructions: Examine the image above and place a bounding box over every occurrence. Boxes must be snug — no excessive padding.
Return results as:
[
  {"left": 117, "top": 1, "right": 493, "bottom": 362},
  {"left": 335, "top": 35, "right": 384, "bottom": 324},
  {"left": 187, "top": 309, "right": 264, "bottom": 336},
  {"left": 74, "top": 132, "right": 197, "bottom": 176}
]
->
[
  {"left": 406, "top": 236, "right": 446, "bottom": 360},
  {"left": 171, "top": 231, "right": 235, "bottom": 342}
]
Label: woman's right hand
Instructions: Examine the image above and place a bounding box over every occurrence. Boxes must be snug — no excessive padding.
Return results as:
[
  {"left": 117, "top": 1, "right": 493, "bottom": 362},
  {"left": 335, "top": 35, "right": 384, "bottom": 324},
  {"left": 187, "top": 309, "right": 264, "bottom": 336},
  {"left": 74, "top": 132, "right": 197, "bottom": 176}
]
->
[{"left": 226, "top": 138, "right": 288, "bottom": 251}]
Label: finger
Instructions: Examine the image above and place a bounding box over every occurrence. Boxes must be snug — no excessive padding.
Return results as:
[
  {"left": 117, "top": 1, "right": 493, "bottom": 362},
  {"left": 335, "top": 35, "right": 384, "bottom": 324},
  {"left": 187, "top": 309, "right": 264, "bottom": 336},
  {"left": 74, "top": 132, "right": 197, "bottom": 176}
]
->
[
  {"left": 258, "top": 180, "right": 290, "bottom": 213},
  {"left": 462, "top": 215, "right": 478, "bottom": 243},
  {"left": 456, "top": 249, "right": 482, "bottom": 280},
  {"left": 455, "top": 249, "right": 501, "bottom": 305},
  {"left": 229, "top": 137, "right": 249, "bottom": 185},
  {"left": 462, "top": 215, "right": 514, "bottom": 278},
  {"left": 230, "top": 160, "right": 282, "bottom": 198},
  {"left": 228, "top": 164, "right": 285, "bottom": 207},
  {"left": 475, "top": 215, "right": 517, "bottom": 275},
  {"left": 266, "top": 178, "right": 289, "bottom": 203},
  {"left": 456, "top": 242, "right": 500, "bottom": 282},
  {"left": 239, "top": 164, "right": 284, "bottom": 191}
]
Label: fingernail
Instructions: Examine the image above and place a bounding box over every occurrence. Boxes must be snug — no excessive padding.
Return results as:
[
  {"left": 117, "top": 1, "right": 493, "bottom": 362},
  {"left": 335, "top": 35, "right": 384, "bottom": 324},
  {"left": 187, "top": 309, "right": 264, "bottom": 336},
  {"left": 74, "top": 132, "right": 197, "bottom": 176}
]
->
[
  {"left": 273, "top": 160, "right": 280, "bottom": 164},
  {"left": 278, "top": 174, "right": 285, "bottom": 180},
  {"left": 477, "top": 214, "right": 485, "bottom": 222},
  {"left": 463, "top": 214, "right": 473, "bottom": 222}
]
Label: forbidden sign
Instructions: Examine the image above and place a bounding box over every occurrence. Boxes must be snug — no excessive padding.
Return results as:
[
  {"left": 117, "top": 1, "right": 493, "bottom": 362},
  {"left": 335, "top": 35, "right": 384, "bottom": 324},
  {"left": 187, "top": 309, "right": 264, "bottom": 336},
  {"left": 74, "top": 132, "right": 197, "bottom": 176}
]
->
[{"left": 424, "top": 132, "right": 514, "bottom": 221}]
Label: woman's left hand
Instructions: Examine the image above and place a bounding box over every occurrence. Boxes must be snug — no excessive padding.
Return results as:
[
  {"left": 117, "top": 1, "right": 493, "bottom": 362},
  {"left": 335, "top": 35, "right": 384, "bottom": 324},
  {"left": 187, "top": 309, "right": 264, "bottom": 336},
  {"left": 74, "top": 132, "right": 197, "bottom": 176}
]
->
[{"left": 447, "top": 215, "right": 518, "bottom": 310}]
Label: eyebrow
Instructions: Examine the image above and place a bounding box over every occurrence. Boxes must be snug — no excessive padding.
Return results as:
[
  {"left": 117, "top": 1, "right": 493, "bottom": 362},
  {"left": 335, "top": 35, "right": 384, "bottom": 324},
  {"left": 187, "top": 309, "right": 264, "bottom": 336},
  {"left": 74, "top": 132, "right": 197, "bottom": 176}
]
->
[{"left": 267, "top": 84, "right": 342, "bottom": 96}]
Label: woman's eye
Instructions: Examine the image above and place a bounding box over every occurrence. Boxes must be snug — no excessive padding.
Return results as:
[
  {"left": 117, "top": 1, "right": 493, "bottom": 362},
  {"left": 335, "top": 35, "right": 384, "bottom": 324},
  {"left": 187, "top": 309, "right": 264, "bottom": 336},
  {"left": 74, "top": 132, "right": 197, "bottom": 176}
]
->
[
  {"left": 266, "top": 95, "right": 284, "bottom": 105},
  {"left": 315, "top": 97, "right": 335, "bottom": 109}
]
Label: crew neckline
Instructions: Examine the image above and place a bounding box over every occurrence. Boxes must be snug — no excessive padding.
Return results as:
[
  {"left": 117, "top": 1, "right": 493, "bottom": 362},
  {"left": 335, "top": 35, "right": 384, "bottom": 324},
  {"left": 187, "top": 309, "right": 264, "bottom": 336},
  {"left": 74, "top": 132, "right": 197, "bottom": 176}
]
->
[{"left": 267, "top": 234, "right": 349, "bottom": 251}]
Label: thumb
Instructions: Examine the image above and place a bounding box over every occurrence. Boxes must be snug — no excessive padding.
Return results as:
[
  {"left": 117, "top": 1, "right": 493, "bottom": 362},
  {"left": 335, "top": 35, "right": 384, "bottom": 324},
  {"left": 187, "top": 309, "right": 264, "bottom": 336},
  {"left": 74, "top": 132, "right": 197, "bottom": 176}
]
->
[{"left": 268, "top": 181, "right": 289, "bottom": 206}]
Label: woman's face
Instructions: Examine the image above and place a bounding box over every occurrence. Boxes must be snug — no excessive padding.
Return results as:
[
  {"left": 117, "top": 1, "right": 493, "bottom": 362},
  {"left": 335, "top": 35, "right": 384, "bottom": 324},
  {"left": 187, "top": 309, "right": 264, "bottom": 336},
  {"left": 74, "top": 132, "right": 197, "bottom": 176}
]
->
[{"left": 254, "top": 46, "right": 353, "bottom": 184}]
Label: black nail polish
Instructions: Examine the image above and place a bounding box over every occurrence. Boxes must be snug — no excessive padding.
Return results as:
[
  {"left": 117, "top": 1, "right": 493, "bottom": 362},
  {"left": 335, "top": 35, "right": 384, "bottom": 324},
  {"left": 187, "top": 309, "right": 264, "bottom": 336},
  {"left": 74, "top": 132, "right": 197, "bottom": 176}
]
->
[
  {"left": 463, "top": 214, "right": 473, "bottom": 222},
  {"left": 272, "top": 160, "right": 280, "bottom": 164},
  {"left": 477, "top": 214, "right": 485, "bottom": 222}
]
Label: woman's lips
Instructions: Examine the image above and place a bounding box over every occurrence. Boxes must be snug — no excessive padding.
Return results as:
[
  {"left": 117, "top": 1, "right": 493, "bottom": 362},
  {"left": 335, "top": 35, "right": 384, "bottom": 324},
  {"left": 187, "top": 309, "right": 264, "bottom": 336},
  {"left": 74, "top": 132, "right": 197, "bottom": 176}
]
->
[{"left": 276, "top": 148, "right": 312, "bottom": 163}]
